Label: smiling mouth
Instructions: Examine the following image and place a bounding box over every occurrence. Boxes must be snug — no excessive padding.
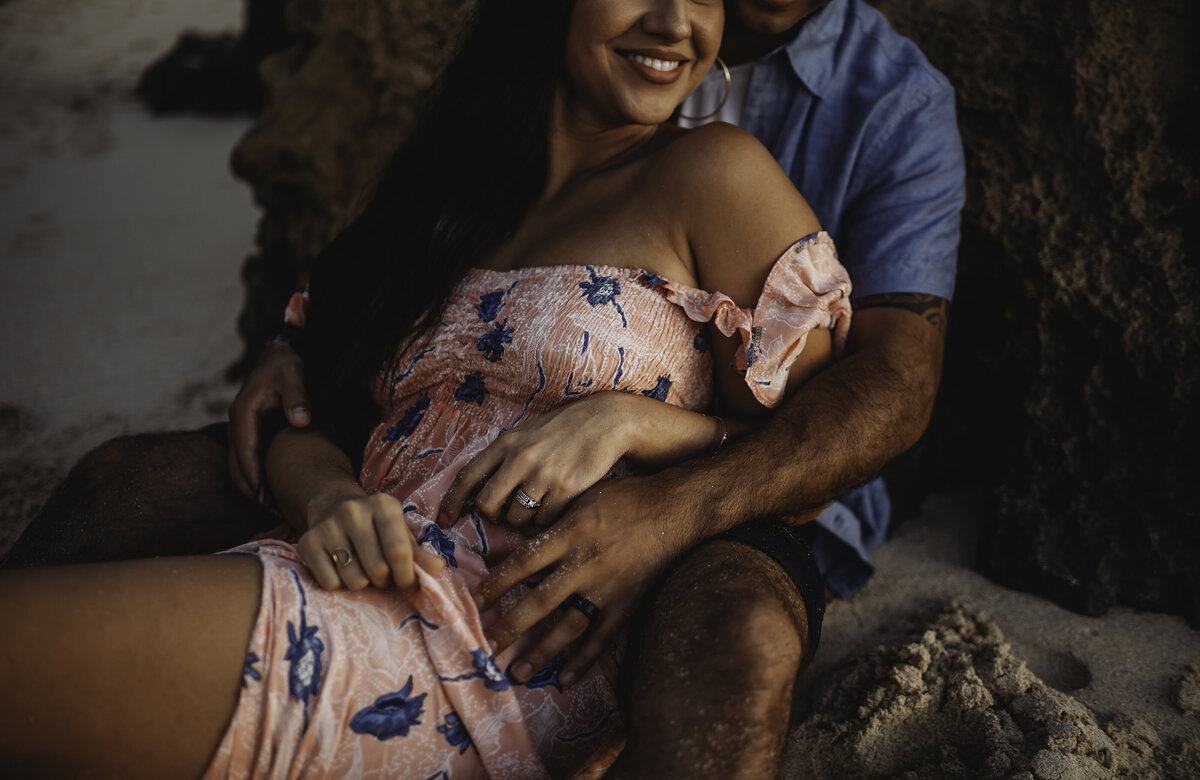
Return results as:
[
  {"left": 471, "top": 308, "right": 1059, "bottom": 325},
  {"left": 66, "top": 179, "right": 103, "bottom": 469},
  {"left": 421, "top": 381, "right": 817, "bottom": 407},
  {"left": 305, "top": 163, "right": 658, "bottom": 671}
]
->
[{"left": 618, "top": 51, "right": 685, "bottom": 73}]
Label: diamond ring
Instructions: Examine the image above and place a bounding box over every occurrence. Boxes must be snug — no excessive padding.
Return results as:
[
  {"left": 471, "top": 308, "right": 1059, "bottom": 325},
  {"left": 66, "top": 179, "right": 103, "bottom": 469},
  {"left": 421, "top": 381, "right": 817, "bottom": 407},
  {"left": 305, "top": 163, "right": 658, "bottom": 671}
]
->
[{"left": 514, "top": 489, "right": 542, "bottom": 510}]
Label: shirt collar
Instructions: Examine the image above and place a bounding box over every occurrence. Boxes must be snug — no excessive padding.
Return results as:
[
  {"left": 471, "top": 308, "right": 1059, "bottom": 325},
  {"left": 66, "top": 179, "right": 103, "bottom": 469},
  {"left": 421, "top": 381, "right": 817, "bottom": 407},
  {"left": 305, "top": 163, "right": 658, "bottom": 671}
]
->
[{"left": 774, "top": 0, "right": 847, "bottom": 99}]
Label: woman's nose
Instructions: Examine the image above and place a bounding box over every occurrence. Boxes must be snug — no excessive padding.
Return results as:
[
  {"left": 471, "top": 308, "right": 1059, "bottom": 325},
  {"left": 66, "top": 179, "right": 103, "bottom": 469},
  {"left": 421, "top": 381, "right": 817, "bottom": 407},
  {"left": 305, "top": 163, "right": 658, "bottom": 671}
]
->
[{"left": 642, "top": 0, "right": 691, "bottom": 42}]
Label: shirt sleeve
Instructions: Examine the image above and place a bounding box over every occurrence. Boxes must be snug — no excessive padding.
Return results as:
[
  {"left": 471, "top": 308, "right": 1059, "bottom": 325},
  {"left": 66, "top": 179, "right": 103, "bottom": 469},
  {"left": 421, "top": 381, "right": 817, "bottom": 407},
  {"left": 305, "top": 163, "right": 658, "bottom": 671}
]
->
[{"left": 837, "top": 83, "right": 966, "bottom": 301}]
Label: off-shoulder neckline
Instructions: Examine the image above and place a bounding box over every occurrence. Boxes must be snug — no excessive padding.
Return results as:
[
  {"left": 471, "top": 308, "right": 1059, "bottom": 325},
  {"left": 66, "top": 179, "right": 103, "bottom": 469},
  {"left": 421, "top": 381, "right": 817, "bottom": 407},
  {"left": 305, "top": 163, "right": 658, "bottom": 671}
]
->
[
  {"left": 464, "top": 231, "right": 829, "bottom": 292},
  {"left": 464, "top": 262, "right": 676, "bottom": 284}
]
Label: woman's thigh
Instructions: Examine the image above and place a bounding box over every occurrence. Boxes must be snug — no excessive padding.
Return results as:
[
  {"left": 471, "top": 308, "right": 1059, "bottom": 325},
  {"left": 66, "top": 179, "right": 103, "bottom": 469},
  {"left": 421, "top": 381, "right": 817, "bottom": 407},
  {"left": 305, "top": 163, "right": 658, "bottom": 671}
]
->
[{"left": 0, "top": 554, "right": 261, "bottom": 779}]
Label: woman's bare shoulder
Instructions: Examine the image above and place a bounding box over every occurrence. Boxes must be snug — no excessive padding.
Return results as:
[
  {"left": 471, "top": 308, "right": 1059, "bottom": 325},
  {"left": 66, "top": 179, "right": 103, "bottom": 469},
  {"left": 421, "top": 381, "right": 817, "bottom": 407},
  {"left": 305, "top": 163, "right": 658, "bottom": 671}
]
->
[{"left": 653, "top": 123, "right": 822, "bottom": 306}]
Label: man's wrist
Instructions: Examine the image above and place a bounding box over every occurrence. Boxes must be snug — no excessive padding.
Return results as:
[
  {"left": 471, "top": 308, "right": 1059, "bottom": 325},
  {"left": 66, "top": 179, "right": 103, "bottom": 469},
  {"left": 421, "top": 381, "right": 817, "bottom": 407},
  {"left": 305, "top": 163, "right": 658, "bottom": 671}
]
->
[{"left": 640, "top": 460, "right": 730, "bottom": 545}]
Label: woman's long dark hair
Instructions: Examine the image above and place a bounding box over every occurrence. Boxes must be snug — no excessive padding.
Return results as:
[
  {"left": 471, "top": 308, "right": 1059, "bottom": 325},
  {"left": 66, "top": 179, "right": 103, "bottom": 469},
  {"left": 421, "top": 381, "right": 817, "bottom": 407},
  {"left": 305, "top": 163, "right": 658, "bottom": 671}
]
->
[{"left": 304, "top": 0, "right": 576, "bottom": 459}]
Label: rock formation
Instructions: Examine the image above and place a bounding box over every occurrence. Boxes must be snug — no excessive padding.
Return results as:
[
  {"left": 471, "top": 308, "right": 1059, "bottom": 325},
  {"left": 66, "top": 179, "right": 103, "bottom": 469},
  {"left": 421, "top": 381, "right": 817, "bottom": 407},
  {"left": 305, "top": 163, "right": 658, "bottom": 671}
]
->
[
  {"left": 871, "top": 0, "right": 1200, "bottom": 625},
  {"left": 228, "top": 0, "right": 475, "bottom": 373},
  {"left": 136, "top": 0, "right": 291, "bottom": 116}
]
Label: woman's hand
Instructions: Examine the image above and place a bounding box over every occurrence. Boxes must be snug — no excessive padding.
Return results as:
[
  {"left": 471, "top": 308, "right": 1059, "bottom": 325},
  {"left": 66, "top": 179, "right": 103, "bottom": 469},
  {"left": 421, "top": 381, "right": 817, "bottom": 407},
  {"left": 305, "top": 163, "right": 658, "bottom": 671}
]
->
[
  {"left": 436, "top": 392, "right": 724, "bottom": 530},
  {"left": 298, "top": 489, "right": 446, "bottom": 591}
]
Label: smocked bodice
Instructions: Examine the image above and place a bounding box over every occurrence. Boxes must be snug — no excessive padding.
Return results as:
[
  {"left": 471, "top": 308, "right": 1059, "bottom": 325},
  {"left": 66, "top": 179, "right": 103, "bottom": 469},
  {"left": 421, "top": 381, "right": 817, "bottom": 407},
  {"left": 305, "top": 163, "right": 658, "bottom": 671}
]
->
[{"left": 354, "top": 232, "right": 851, "bottom": 505}]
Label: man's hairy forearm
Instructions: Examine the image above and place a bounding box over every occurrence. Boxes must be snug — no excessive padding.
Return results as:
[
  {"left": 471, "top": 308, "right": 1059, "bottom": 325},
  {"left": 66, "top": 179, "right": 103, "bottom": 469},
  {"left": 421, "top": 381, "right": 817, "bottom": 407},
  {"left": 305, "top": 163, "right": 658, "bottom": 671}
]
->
[{"left": 652, "top": 304, "right": 946, "bottom": 540}]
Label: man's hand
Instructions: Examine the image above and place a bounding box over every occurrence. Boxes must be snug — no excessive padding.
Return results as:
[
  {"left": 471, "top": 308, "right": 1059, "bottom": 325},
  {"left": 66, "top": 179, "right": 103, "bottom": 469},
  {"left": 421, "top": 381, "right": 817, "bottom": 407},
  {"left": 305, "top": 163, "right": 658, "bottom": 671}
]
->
[
  {"left": 228, "top": 342, "right": 312, "bottom": 500},
  {"left": 472, "top": 475, "right": 695, "bottom": 687}
]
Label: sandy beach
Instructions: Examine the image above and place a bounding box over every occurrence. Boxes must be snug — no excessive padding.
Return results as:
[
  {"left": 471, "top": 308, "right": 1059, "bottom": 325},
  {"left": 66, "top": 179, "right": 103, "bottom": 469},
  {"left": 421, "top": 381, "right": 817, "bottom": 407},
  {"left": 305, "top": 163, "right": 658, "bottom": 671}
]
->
[{"left": 1, "top": 1, "right": 1197, "bottom": 776}]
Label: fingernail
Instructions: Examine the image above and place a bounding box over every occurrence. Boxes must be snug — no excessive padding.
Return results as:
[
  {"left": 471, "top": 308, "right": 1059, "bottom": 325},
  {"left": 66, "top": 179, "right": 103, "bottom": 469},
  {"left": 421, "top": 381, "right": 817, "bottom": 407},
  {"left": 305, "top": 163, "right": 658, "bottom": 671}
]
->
[
  {"left": 487, "top": 637, "right": 498, "bottom": 654},
  {"left": 560, "top": 671, "right": 577, "bottom": 687},
  {"left": 512, "top": 662, "right": 532, "bottom": 682}
]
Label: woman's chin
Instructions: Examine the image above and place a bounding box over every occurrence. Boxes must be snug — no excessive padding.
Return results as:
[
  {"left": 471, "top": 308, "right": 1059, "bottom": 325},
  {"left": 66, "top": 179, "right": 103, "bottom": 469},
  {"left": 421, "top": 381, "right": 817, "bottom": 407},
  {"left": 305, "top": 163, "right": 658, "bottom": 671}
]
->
[{"left": 609, "top": 99, "right": 681, "bottom": 128}]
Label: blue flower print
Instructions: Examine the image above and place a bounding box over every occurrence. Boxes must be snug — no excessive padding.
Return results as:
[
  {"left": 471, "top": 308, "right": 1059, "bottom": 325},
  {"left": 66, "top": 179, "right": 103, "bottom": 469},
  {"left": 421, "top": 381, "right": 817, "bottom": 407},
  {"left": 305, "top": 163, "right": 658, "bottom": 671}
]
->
[
  {"left": 390, "top": 346, "right": 435, "bottom": 393},
  {"left": 563, "top": 370, "right": 595, "bottom": 397},
  {"left": 579, "top": 266, "right": 628, "bottom": 327},
  {"left": 397, "top": 612, "right": 440, "bottom": 631},
  {"left": 454, "top": 372, "right": 488, "bottom": 404},
  {"left": 475, "top": 290, "right": 505, "bottom": 322},
  {"left": 472, "top": 649, "right": 511, "bottom": 691},
  {"left": 438, "top": 711, "right": 472, "bottom": 755},
  {"left": 474, "top": 282, "right": 517, "bottom": 323},
  {"left": 383, "top": 395, "right": 431, "bottom": 442},
  {"left": 612, "top": 347, "right": 626, "bottom": 389},
  {"left": 693, "top": 331, "right": 709, "bottom": 352},
  {"left": 439, "top": 649, "right": 511, "bottom": 691},
  {"left": 285, "top": 610, "right": 324, "bottom": 705},
  {"left": 476, "top": 319, "right": 514, "bottom": 362},
  {"left": 419, "top": 524, "right": 458, "bottom": 567},
  {"left": 639, "top": 271, "right": 668, "bottom": 287},
  {"left": 519, "top": 651, "right": 566, "bottom": 692},
  {"left": 747, "top": 325, "right": 763, "bottom": 368},
  {"left": 242, "top": 652, "right": 262, "bottom": 688},
  {"left": 463, "top": 499, "right": 490, "bottom": 558},
  {"left": 641, "top": 375, "right": 672, "bottom": 402},
  {"left": 349, "top": 676, "right": 428, "bottom": 741}
]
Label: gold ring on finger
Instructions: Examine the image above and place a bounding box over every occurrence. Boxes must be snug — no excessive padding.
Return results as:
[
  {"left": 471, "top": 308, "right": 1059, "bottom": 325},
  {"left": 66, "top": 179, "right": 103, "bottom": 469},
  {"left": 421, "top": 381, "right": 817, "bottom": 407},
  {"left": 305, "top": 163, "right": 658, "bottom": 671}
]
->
[{"left": 331, "top": 546, "right": 353, "bottom": 568}]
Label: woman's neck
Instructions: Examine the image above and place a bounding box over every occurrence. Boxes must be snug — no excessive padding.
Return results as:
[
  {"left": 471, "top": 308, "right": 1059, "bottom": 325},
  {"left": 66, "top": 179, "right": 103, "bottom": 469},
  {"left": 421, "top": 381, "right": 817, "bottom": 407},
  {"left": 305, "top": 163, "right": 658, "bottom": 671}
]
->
[{"left": 543, "top": 90, "right": 661, "bottom": 202}]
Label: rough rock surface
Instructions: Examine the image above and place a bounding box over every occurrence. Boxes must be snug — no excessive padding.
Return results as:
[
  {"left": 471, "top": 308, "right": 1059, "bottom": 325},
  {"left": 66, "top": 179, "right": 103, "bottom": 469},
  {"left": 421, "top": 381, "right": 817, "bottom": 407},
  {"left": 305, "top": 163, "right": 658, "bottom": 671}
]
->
[
  {"left": 784, "top": 602, "right": 1198, "bottom": 778},
  {"left": 870, "top": 0, "right": 1200, "bottom": 625},
  {"left": 228, "top": 0, "right": 474, "bottom": 371},
  {"left": 1179, "top": 666, "right": 1200, "bottom": 720}
]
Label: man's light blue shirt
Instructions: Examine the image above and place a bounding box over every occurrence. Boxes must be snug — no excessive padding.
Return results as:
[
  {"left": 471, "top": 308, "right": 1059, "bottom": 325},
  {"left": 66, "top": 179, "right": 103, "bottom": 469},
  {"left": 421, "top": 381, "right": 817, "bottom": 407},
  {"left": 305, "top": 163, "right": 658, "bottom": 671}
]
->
[{"left": 739, "top": 0, "right": 966, "bottom": 596}]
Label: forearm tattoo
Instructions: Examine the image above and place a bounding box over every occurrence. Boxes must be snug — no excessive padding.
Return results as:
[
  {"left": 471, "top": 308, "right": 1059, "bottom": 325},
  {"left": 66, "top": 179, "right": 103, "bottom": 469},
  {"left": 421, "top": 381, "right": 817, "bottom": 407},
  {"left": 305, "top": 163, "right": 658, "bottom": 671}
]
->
[{"left": 853, "top": 292, "right": 948, "bottom": 336}]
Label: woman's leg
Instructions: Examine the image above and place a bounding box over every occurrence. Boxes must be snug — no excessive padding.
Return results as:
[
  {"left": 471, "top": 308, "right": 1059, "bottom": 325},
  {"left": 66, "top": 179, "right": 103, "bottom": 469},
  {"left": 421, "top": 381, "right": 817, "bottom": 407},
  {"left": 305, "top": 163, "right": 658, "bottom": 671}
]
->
[{"left": 0, "top": 554, "right": 262, "bottom": 779}]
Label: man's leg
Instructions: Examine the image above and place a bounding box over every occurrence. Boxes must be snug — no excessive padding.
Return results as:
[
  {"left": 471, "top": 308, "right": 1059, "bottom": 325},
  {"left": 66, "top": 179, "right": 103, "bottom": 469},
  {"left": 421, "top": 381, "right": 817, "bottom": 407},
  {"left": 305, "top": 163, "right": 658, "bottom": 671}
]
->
[
  {"left": 3, "top": 424, "right": 275, "bottom": 568},
  {"left": 610, "top": 536, "right": 817, "bottom": 778}
]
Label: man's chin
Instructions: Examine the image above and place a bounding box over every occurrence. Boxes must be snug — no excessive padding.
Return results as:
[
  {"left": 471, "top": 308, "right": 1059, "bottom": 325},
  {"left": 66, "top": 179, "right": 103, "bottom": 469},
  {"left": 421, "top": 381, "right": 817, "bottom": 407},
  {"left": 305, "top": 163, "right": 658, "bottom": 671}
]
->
[{"left": 735, "top": 0, "right": 828, "bottom": 37}]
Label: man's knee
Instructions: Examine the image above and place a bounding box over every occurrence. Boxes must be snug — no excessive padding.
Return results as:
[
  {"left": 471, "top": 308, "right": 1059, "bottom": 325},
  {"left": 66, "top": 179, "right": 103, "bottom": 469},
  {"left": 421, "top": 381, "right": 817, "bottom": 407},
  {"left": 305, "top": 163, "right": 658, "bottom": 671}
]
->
[
  {"left": 66, "top": 428, "right": 229, "bottom": 499},
  {"left": 5, "top": 427, "right": 246, "bottom": 568},
  {"left": 635, "top": 539, "right": 809, "bottom": 684},
  {"left": 614, "top": 541, "right": 812, "bottom": 777},
  {"left": 68, "top": 434, "right": 171, "bottom": 497}
]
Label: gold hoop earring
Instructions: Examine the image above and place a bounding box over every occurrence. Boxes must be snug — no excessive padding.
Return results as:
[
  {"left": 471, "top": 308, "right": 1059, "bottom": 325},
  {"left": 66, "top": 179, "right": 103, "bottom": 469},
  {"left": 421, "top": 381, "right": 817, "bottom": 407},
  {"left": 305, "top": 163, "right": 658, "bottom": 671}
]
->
[{"left": 678, "top": 57, "right": 732, "bottom": 122}]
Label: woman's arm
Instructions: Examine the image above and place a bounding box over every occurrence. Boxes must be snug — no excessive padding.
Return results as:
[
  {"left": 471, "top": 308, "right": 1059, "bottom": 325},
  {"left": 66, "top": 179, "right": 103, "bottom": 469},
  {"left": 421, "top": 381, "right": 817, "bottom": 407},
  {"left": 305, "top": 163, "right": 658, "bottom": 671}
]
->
[
  {"left": 267, "top": 428, "right": 445, "bottom": 590},
  {"left": 436, "top": 391, "right": 737, "bottom": 530},
  {"left": 266, "top": 427, "right": 362, "bottom": 532},
  {"left": 667, "top": 122, "right": 838, "bottom": 417}
]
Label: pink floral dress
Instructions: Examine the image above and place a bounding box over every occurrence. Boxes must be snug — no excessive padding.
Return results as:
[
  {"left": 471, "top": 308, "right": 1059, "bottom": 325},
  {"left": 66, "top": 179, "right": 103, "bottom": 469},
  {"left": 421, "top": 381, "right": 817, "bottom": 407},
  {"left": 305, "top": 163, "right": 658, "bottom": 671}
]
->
[{"left": 205, "top": 232, "right": 851, "bottom": 779}]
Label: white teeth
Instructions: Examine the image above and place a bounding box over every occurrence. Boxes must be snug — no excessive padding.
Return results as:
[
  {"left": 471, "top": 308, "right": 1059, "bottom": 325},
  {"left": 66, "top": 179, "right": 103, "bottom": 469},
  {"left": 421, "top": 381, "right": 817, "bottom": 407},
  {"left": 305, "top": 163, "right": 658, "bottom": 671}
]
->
[{"left": 627, "top": 53, "right": 681, "bottom": 73}]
